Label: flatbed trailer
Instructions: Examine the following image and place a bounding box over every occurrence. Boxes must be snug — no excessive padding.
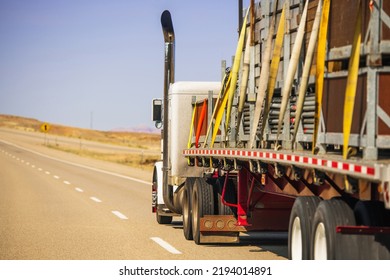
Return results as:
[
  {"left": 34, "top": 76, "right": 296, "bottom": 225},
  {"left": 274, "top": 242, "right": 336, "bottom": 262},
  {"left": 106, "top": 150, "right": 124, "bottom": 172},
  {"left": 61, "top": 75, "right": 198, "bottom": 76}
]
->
[{"left": 152, "top": 0, "right": 390, "bottom": 259}]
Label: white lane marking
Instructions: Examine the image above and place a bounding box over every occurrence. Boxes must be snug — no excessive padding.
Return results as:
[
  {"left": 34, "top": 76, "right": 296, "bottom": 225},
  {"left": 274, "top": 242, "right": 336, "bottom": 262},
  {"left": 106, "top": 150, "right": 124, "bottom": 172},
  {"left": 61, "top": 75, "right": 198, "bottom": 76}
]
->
[
  {"left": 63, "top": 181, "right": 71, "bottom": 185},
  {"left": 0, "top": 139, "right": 150, "bottom": 185},
  {"left": 38, "top": 168, "right": 42, "bottom": 171},
  {"left": 21, "top": 159, "right": 24, "bottom": 163},
  {"left": 31, "top": 165, "right": 35, "bottom": 168},
  {"left": 150, "top": 237, "right": 182, "bottom": 255},
  {"left": 53, "top": 175, "right": 60, "bottom": 179},
  {"left": 26, "top": 162, "right": 30, "bottom": 165},
  {"left": 111, "top": 211, "right": 128, "bottom": 220},
  {"left": 90, "top": 197, "right": 102, "bottom": 203},
  {"left": 45, "top": 171, "right": 50, "bottom": 175},
  {"left": 75, "top": 188, "right": 84, "bottom": 192}
]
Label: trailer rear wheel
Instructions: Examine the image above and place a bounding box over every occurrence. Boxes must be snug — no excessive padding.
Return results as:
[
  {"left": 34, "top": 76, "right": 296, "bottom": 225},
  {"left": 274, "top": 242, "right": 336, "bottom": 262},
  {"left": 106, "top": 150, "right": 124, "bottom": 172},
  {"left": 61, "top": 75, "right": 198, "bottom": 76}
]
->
[
  {"left": 192, "top": 178, "right": 214, "bottom": 245},
  {"left": 311, "top": 199, "right": 357, "bottom": 259},
  {"left": 288, "top": 196, "right": 321, "bottom": 259},
  {"left": 183, "top": 178, "right": 195, "bottom": 240}
]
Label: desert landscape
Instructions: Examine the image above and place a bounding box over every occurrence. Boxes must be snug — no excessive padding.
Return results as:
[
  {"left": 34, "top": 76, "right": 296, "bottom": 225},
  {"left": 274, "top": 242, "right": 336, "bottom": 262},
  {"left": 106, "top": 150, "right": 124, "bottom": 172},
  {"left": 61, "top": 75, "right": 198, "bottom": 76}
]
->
[{"left": 0, "top": 114, "right": 161, "bottom": 171}]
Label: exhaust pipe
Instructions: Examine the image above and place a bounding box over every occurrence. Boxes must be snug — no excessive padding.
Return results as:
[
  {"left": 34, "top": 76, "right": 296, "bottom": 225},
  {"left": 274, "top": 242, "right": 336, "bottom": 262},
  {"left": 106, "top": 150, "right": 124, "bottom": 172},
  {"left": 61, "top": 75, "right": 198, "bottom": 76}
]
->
[
  {"left": 160, "top": 10, "right": 180, "bottom": 213},
  {"left": 238, "top": 0, "right": 243, "bottom": 33},
  {"left": 161, "top": 10, "right": 175, "bottom": 85}
]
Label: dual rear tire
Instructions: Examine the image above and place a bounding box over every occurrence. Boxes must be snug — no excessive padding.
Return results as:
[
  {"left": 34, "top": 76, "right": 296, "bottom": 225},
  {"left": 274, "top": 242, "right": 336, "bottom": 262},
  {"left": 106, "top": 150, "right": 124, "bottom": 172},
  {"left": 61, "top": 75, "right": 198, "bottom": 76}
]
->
[
  {"left": 191, "top": 178, "right": 215, "bottom": 245},
  {"left": 288, "top": 196, "right": 321, "bottom": 259},
  {"left": 182, "top": 177, "right": 215, "bottom": 244},
  {"left": 288, "top": 197, "right": 357, "bottom": 259},
  {"left": 182, "top": 177, "right": 236, "bottom": 245},
  {"left": 182, "top": 178, "right": 195, "bottom": 240},
  {"left": 311, "top": 199, "right": 357, "bottom": 259},
  {"left": 158, "top": 176, "right": 216, "bottom": 244}
]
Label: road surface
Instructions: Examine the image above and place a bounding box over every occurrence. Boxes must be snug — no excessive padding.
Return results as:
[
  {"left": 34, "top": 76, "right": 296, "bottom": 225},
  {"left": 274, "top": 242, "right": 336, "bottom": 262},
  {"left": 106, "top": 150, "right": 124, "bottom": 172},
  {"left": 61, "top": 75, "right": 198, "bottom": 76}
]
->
[{"left": 0, "top": 128, "right": 287, "bottom": 260}]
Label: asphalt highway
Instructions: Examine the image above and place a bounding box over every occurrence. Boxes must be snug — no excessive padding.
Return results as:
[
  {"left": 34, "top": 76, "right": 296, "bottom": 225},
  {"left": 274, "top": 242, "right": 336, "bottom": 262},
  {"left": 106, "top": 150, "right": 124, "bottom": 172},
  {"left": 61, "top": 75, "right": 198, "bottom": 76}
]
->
[{"left": 0, "top": 129, "right": 287, "bottom": 260}]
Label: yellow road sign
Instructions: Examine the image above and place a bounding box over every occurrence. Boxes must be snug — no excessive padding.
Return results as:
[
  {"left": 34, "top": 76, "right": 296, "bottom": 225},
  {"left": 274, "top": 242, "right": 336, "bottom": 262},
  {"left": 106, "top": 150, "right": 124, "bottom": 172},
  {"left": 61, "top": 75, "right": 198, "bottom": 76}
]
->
[{"left": 41, "top": 123, "right": 50, "bottom": 133}]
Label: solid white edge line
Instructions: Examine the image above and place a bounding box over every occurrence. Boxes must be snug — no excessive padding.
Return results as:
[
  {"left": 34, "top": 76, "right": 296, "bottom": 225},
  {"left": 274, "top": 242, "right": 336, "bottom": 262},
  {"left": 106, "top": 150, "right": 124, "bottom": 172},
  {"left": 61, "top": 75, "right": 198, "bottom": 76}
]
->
[
  {"left": 90, "top": 197, "right": 102, "bottom": 203},
  {"left": 0, "top": 139, "right": 150, "bottom": 185},
  {"left": 150, "top": 237, "right": 182, "bottom": 255},
  {"left": 111, "top": 211, "right": 128, "bottom": 220}
]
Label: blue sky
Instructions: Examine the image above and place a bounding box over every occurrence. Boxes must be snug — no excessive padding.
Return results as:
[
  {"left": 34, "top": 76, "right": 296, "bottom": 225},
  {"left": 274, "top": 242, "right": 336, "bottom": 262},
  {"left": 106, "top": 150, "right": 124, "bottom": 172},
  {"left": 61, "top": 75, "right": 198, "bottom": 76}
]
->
[{"left": 0, "top": 0, "right": 250, "bottom": 131}]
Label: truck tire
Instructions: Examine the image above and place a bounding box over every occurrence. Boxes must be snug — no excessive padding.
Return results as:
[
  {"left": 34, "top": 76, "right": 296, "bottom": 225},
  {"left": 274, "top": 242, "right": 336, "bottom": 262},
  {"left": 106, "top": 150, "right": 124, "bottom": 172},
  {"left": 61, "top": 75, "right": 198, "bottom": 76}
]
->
[
  {"left": 288, "top": 196, "right": 321, "bottom": 259},
  {"left": 192, "top": 177, "right": 215, "bottom": 245},
  {"left": 311, "top": 198, "right": 357, "bottom": 259},
  {"left": 183, "top": 178, "right": 195, "bottom": 240},
  {"left": 156, "top": 212, "right": 172, "bottom": 224}
]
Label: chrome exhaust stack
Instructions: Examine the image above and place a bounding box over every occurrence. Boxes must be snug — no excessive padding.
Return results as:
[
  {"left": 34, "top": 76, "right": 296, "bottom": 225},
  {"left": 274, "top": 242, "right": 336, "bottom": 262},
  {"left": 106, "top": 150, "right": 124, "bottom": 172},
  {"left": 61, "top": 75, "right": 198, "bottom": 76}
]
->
[{"left": 161, "top": 10, "right": 180, "bottom": 214}]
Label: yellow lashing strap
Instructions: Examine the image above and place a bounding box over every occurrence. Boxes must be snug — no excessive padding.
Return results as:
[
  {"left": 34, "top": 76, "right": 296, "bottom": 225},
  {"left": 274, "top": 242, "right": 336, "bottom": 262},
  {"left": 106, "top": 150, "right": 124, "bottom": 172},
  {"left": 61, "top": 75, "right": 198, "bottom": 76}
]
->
[
  {"left": 225, "top": 9, "right": 249, "bottom": 134},
  {"left": 313, "top": 0, "right": 331, "bottom": 154},
  {"left": 211, "top": 75, "right": 232, "bottom": 147},
  {"left": 261, "top": 2, "right": 286, "bottom": 139},
  {"left": 343, "top": 0, "right": 362, "bottom": 159},
  {"left": 187, "top": 105, "right": 197, "bottom": 164},
  {"left": 187, "top": 106, "right": 197, "bottom": 147},
  {"left": 203, "top": 71, "right": 229, "bottom": 148}
]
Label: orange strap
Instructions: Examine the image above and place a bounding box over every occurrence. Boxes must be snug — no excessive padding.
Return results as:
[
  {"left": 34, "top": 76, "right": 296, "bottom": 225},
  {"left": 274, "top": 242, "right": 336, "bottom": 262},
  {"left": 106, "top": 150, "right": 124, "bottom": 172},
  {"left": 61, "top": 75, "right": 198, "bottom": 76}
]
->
[{"left": 195, "top": 100, "right": 207, "bottom": 147}]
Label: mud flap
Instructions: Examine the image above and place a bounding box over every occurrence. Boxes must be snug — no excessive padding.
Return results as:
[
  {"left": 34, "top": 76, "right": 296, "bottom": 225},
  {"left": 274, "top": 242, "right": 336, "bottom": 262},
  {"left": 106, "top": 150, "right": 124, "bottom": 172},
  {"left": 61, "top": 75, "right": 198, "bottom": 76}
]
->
[{"left": 199, "top": 215, "right": 245, "bottom": 244}]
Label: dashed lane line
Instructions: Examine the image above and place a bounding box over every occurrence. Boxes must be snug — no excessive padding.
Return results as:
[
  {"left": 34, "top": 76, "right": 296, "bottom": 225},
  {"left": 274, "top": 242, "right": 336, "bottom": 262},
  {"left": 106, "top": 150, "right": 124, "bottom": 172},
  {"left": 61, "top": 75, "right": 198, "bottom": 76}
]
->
[
  {"left": 111, "top": 211, "right": 128, "bottom": 220},
  {"left": 150, "top": 237, "right": 182, "bottom": 255},
  {"left": 0, "top": 139, "right": 150, "bottom": 185},
  {"left": 90, "top": 197, "right": 102, "bottom": 203},
  {"left": 3, "top": 144, "right": 138, "bottom": 225}
]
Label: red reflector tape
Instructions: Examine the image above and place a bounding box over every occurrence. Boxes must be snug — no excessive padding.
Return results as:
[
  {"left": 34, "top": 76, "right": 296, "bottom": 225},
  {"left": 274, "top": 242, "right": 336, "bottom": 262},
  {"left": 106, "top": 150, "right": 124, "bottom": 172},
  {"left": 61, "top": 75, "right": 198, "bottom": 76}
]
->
[{"left": 183, "top": 149, "right": 377, "bottom": 178}]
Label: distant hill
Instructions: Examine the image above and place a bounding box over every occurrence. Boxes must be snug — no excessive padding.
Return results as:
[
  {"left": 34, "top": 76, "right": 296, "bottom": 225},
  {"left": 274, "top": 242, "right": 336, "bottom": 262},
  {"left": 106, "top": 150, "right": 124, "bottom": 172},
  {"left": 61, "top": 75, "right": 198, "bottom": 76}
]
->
[
  {"left": 0, "top": 114, "right": 160, "bottom": 150},
  {"left": 110, "top": 125, "right": 159, "bottom": 134}
]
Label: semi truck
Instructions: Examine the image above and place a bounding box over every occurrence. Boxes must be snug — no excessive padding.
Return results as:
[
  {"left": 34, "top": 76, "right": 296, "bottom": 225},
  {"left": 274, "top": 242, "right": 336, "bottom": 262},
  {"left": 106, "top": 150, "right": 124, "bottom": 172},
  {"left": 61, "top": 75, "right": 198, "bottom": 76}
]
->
[{"left": 151, "top": 0, "right": 390, "bottom": 259}]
